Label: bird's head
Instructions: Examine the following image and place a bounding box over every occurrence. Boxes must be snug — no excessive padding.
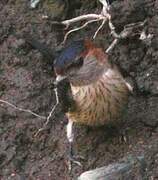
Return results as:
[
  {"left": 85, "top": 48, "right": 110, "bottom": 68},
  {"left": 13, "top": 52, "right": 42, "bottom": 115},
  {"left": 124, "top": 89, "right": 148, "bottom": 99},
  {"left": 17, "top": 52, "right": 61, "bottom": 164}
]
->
[{"left": 54, "top": 40, "right": 109, "bottom": 85}]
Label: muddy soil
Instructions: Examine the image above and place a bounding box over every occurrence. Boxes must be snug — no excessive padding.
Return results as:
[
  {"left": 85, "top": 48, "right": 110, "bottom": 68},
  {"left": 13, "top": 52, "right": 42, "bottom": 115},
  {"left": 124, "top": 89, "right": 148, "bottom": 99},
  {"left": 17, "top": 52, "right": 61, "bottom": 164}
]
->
[{"left": 0, "top": 0, "right": 158, "bottom": 180}]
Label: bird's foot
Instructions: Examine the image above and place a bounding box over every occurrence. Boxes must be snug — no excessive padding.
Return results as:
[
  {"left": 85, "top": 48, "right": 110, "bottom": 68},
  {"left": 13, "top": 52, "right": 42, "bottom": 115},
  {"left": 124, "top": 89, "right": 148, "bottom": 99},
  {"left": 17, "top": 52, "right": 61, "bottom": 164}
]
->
[
  {"left": 68, "top": 154, "right": 84, "bottom": 172},
  {"left": 119, "top": 129, "right": 129, "bottom": 144}
]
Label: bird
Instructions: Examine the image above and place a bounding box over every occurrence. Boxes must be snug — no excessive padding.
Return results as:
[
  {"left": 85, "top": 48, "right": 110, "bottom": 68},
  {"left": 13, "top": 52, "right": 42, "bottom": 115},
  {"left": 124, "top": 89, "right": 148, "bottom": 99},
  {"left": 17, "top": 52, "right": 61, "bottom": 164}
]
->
[{"left": 54, "top": 39, "right": 132, "bottom": 169}]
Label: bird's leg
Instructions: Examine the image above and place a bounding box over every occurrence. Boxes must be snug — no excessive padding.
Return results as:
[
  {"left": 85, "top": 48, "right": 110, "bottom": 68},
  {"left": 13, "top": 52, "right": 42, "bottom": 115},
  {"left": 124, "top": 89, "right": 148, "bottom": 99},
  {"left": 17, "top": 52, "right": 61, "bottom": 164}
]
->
[{"left": 66, "top": 119, "right": 83, "bottom": 171}]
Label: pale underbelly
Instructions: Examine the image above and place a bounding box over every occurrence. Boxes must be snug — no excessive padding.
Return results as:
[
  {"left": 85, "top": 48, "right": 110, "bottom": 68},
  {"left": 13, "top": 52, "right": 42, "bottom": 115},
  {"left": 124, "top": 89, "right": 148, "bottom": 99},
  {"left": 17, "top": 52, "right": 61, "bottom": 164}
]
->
[{"left": 66, "top": 71, "right": 129, "bottom": 126}]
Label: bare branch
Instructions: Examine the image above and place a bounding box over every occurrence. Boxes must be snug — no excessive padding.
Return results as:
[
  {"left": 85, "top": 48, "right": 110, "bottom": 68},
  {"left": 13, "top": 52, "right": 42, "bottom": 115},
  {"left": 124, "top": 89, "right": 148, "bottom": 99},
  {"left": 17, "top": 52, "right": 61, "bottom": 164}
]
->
[
  {"left": 93, "top": 19, "right": 107, "bottom": 39},
  {"left": 34, "top": 86, "right": 59, "bottom": 137},
  {"left": 47, "top": 88, "right": 59, "bottom": 121},
  {"left": 0, "top": 99, "right": 46, "bottom": 119},
  {"left": 62, "top": 19, "right": 102, "bottom": 44},
  {"left": 100, "top": 0, "right": 110, "bottom": 15},
  {"left": 106, "top": 39, "right": 118, "bottom": 53},
  {"left": 99, "top": 0, "right": 108, "bottom": 7},
  {"left": 106, "top": 20, "right": 148, "bottom": 53},
  {"left": 51, "top": 0, "right": 148, "bottom": 52},
  {"left": 0, "top": 86, "right": 61, "bottom": 137},
  {"left": 30, "top": 0, "right": 41, "bottom": 8},
  {"left": 61, "top": 14, "right": 105, "bottom": 27},
  {"left": 109, "top": 19, "right": 147, "bottom": 39}
]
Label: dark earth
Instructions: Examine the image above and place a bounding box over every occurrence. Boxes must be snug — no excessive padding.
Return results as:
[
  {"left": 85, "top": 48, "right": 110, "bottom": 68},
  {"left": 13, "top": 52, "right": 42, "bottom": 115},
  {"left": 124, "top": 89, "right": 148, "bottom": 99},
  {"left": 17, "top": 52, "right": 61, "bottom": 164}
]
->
[{"left": 0, "top": 0, "right": 158, "bottom": 179}]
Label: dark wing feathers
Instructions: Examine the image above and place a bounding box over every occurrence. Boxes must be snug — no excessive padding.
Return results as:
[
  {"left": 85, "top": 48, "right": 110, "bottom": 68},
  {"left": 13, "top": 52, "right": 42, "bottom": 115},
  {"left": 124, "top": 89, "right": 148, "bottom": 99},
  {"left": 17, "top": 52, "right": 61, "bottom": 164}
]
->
[{"left": 56, "top": 78, "right": 76, "bottom": 113}]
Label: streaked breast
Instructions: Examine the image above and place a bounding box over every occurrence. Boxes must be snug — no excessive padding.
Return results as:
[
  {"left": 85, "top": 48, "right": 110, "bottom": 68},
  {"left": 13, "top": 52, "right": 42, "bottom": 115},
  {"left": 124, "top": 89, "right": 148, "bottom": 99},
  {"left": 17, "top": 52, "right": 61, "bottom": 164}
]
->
[{"left": 66, "top": 68, "right": 129, "bottom": 126}]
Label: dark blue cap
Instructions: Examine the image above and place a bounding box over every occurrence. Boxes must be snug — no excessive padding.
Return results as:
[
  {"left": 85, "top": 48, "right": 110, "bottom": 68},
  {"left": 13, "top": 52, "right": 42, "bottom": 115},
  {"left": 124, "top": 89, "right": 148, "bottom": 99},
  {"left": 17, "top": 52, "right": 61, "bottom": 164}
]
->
[{"left": 54, "top": 40, "right": 85, "bottom": 71}]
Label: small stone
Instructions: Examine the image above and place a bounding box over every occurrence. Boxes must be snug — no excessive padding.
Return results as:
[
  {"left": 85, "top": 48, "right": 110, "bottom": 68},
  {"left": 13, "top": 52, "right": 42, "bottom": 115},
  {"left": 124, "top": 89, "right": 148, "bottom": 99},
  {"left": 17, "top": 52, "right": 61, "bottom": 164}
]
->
[{"left": 78, "top": 155, "right": 147, "bottom": 180}]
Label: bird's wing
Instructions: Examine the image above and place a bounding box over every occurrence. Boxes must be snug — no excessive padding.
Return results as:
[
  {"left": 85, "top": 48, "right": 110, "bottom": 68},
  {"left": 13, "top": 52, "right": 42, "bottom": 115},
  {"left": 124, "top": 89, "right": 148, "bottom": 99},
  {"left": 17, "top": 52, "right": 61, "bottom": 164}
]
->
[{"left": 57, "top": 78, "right": 76, "bottom": 113}]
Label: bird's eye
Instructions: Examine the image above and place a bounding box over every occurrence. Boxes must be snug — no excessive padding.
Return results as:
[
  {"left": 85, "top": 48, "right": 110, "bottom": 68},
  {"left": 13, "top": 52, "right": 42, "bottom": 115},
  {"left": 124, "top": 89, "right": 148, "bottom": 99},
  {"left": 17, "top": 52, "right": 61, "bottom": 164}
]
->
[{"left": 74, "top": 57, "right": 84, "bottom": 67}]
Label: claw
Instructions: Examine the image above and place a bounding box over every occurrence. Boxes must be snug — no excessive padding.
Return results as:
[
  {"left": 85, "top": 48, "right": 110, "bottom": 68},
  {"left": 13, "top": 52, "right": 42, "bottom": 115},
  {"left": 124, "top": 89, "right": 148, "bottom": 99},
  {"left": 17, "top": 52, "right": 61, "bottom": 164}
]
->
[
  {"left": 119, "top": 130, "right": 129, "bottom": 144},
  {"left": 68, "top": 142, "right": 84, "bottom": 171},
  {"left": 68, "top": 155, "right": 83, "bottom": 172}
]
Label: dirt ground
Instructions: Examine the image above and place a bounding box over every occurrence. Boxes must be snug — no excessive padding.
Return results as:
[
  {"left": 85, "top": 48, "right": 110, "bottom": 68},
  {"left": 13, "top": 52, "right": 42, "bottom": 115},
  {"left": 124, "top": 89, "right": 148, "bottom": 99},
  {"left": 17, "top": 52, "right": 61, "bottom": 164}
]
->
[{"left": 0, "top": 0, "right": 158, "bottom": 180}]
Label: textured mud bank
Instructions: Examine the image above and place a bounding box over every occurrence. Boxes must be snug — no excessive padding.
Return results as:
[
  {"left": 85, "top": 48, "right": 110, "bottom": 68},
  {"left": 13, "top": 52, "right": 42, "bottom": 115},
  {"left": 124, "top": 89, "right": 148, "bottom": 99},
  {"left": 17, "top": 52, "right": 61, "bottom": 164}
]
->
[{"left": 0, "top": 0, "right": 158, "bottom": 179}]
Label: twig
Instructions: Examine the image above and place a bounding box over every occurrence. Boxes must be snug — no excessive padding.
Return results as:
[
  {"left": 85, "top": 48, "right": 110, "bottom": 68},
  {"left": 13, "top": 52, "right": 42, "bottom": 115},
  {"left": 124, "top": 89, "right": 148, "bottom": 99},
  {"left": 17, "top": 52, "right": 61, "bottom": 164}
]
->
[
  {"left": 30, "top": 0, "right": 41, "bottom": 8},
  {"left": 106, "top": 39, "right": 118, "bottom": 53},
  {"left": 34, "top": 86, "right": 59, "bottom": 137},
  {"left": 105, "top": 20, "right": 148, "bottom": 53},
  {"left": 0, "top": 99, "right": 46, "bottom": 119},
  {"left": 57, "top": 0, "right": 148, "bottom": 53},
  {"left": 62, "top": 19, "right": 102, "bottom": 44},
  {"left": 0, "top": 87, "right": 60, "bottom": 137},
  {"left": 93, "top": 19, "right": 107, "bottom": 39},
  {"left": 57, "top": 0, "right": 109, "bottom": 44},
  {"left": 59, "top": 2, "right": 109, "bottom": 44},
  {"left": 99, "top": 0, "right": 109, "bottom": 8},
  {"left": 61, "top": 14, "right": 105, "bottom": 27}
]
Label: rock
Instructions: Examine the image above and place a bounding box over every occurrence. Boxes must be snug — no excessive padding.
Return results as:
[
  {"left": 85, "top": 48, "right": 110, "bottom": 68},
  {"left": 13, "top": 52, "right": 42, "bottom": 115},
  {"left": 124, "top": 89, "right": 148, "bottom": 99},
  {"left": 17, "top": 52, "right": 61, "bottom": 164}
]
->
[{"left": 78, "top": 155, "right": 147, "bottom": 180}]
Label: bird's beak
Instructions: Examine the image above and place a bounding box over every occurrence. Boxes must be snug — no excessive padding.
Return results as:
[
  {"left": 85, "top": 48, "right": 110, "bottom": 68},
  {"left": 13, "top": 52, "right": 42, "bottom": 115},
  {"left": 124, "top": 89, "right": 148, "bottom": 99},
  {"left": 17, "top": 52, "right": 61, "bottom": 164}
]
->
[{"left": 56, "top": 75, "right": 67, "bottom": 83}]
